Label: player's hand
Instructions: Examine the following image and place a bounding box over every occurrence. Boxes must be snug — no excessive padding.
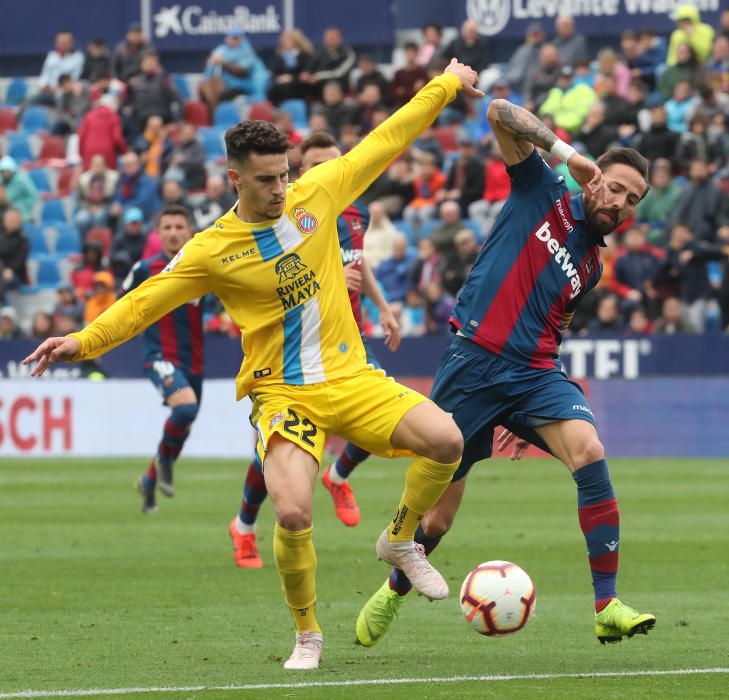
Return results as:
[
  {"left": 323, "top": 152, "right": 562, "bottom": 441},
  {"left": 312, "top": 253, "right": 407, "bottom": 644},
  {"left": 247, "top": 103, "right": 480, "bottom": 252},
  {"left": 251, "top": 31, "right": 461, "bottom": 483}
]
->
[
  {"left": 444, "top": 58, "right": 485, "bottom": 98},
  {"left": 22, "top": 336, "right": 80, "bottom": 377},
  {"left": 379, "top": 305, "right": 401, "bottom": 352},
  {"left": 567, "top": 153, "right": 603, "bottom": 199},
  {"left": 343, "top": 262, "right": 362, "bottom": 293},
  {"left": 496, "top": 429, "right": 530, "bottom": 461}
]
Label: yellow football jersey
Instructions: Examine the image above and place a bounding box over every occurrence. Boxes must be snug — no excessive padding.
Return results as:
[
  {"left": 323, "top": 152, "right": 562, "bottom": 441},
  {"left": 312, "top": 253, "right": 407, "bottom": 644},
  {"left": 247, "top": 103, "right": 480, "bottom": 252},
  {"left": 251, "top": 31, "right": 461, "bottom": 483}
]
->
[{"left": 69, "top": 73, "right": 461, "bottom": 400}]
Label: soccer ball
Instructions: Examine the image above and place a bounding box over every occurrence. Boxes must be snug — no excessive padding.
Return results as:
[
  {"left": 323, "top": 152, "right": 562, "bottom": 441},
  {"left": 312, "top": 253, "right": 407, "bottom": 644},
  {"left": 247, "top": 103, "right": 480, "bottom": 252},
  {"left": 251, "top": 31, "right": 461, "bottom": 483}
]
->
[{"left": 459, "top": 560, "right": 536, "bottom": 636}]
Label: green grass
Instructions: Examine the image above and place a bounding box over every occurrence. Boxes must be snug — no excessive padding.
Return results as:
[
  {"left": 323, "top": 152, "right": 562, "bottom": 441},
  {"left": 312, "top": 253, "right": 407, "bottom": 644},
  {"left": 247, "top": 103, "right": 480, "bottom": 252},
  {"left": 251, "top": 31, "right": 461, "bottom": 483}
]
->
[{"left": 1, "top": 456, "right": 728, "bottom": 699}]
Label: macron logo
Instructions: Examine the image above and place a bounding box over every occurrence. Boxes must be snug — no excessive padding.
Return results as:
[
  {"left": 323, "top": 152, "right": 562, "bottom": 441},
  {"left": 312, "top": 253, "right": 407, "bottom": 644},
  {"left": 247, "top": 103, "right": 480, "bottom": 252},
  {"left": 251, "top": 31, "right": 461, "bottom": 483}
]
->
[
  {"left": 605, "top": 540, "right": 619, "bottom": 552},
  {"left": 534, "top": 221, "right": 581, "bottom": 300}
]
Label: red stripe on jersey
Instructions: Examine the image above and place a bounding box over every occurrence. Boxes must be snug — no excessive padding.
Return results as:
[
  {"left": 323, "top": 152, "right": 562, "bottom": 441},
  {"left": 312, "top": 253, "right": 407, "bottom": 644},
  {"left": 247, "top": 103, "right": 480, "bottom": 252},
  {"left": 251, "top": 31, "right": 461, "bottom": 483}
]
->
[
  {"left": 188, "top": 304, "right": 204, "bottom": 374},
  {"left": 158, "top": 312, "right": 180, "bottom": 365},
  {"left": 473, "top": 206, "right": 567, "bottom": 353}
]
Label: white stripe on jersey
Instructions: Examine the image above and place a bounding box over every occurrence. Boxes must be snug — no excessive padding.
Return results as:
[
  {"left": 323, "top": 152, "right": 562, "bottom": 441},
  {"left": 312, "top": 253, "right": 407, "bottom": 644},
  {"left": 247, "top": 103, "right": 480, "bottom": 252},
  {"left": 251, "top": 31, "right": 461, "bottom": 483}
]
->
[
  {"left": 273, "top": 216, "right": 304, "bottom": 251},
  {"left": 299, "top": 298, "right": 326, "bottom": 384}
]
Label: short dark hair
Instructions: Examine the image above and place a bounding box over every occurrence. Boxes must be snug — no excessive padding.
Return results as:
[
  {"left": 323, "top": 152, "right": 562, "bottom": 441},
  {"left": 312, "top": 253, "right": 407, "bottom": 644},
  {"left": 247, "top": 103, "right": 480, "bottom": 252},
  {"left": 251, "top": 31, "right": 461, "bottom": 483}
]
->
[
  {"left": 404, "top": 41, "right": 419, "bottom": 52},
  {"left": 225, "top": 120, "right": 291, "bottom": 165},
  {"left": 423, "top": 22, "right": 442, "bottom": 35},
  {"left": 300, "top": 131, "right": 338, "bottom": 156},
  {"left": 595, "top": 147, "right": 649, "bottom": 185},
  {"left": 158, "top": 203, "right": 192, "bottom": 225}
]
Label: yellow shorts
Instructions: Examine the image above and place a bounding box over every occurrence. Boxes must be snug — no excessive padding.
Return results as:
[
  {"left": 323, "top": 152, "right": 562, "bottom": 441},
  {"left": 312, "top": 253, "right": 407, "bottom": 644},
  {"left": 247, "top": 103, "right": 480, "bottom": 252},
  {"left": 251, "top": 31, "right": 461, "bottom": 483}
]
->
[{"left": 250, "top": 366, "right": 429, "bottom": 467}]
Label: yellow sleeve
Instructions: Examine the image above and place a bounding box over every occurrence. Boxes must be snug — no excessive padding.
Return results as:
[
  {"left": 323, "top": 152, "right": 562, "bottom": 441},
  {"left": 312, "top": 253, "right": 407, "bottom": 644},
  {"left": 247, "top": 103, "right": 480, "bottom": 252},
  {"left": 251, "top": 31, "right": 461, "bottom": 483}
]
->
[
  {"left": 69, "top": 237, "right": 212, "bottom": 361},
  {"left": 300, "top": 72, "right": 461, "bottom": 213}
]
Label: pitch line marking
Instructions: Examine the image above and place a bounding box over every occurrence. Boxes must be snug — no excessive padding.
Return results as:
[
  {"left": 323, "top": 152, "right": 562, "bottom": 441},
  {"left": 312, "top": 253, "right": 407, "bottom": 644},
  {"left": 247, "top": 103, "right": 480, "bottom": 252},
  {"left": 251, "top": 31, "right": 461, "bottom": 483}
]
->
[{"left": 1, "top": 667, "right": 728, "bottom": 698}]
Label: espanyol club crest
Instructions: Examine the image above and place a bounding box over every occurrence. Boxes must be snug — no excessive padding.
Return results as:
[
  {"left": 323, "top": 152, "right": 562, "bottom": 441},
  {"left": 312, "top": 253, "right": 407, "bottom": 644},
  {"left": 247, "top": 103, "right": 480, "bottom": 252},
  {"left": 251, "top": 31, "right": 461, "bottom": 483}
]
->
[
  {"left": 269, "top": 411, "right": 285, "bottom": 430},
  {"left": 585, "top": 256, "right": 594, "bottom": 276},
  {"left": 293, "top": 207, "right": 318, "bottom": 234}
]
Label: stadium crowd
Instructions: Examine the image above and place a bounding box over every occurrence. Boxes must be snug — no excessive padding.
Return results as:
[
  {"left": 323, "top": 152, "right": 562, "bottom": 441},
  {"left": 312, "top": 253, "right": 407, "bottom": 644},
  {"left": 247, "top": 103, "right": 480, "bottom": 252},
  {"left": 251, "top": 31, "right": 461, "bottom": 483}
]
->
[{"left": 1, "top": 7, "right": 729, "bottom": 343}]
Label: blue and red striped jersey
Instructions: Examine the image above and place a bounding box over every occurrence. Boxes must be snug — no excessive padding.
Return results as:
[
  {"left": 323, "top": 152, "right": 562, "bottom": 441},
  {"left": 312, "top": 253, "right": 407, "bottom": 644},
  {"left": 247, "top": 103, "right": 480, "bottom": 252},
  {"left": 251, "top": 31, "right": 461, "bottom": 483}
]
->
[
  {"left": 451, "top": 150, "right": 603, "bottom": 369},
  {"left": 122, "top": 253, "right": 204, "bottom": 375},
  {"left": 337, "top": 200, "right": 370, "bottom": 330}
]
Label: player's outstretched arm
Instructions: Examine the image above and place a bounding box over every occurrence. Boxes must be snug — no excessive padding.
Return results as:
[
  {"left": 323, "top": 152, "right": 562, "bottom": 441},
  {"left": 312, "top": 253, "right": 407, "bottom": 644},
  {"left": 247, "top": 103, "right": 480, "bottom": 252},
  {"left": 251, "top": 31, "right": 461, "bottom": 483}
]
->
[
  {"left": 304, "top": 59, "right": 484, "bottom": 214},
  {"left": 23, "top": 336, "right": 80, "bottom": 377},
  {"left": 487, "top": 99, "right": 603, "bottom": 196}
]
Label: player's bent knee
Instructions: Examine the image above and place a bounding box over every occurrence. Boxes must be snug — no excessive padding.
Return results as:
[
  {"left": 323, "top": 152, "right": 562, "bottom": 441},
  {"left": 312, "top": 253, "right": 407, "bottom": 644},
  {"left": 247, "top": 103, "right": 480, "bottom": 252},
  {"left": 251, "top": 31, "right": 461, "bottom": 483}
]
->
[
  {"left": 572, "top": 439, "right": 605, "bottom": 470},
  {"left": 171, "top": 402, "right": 199, "bottom": 426},
  {"left": 275, "top": 504, "right": 313, "bottom": 531},
  {"left": 425, "top": 420, "right": 463, "bottom": 464}
]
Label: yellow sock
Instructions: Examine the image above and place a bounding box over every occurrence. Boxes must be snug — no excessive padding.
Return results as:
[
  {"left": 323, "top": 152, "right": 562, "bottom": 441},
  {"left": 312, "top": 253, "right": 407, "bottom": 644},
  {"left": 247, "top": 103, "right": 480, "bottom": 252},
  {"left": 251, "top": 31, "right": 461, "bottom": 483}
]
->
[
  {"left": 272, "top": 523, "right": 321, "bottom": 633},
  {"left": 388, "top": 456, "right": 460, "bottom": 542}
]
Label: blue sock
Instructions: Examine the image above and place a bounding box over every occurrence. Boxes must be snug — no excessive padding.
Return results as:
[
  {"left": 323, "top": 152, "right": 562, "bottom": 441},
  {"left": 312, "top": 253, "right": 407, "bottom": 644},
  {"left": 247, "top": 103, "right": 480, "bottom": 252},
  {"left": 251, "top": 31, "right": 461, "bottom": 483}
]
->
[
  {"left": 334, "top": 443, "right": 370, "bottom": 480},
  {"left": 239, "top": 453, "right": 268, "bottom": 526}
]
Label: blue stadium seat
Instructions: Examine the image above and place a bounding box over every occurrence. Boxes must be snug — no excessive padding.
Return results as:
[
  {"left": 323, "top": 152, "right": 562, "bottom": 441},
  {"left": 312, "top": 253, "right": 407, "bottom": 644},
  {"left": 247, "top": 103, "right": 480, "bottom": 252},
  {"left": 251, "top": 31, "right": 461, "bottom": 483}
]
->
[
  {"left": 54, "top": 223, "right": 81, "bottom": 255},
  {"left": 280, "top": 99, "right": 308, "bottom": 130},
  {"left": 213, "top": 101, "right": 240, "bottom": 128},
  {"left": 392, "top": 219, "right": 415, "bottom": 245},
  {"left": 420, "top": 219, "right": 439, "bottom": 239},
  {"left": 172, "top": 73, "right": 191, "bottom": 100},
  {"left": 28, "top": 167, "right": 51, "bottom": 193},
  {"left": 35, "top": 255, "right": 62, "bottom": 289},
  {"left": 5, "top": 78, "right": 28, "bottom": 106},
  {"left": 40, "top": 198, "right": 68, "bottom": 224},
  {"left": 198, "top": 127, "right": 226, "bottom": 160},
  {"left": 20, "top": 105, "right": 50, "bottom": 133},
  {"left": 25, "top": 223, "right": 49, "bottom": 256},
  {"left": 6, "top": 132, "right": 34, "bottom": 163},
  {"left": 462, "top": 218, "right": 483, "bottom": 242}
]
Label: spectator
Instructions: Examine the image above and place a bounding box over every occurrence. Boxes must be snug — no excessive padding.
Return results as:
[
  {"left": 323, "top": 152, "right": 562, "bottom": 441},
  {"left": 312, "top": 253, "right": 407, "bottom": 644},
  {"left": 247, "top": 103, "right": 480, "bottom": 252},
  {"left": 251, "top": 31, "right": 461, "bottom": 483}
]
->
[
  {"left": 159, "top": 179, "right": 192, "bottom": 217},
  {"left": 71, "top": 241, "right": 106, "bottom": 299},
  {"left": 267, "top": 29, "right": 314, "bottom": 105},
  {"left": 303, "top": 27, "right": 357, "bottom": 96},
  {"left": 83, "top": 271, "right": 116, "bottom": 324},
  {"left": 29, "top": 311, "right": 54, "bottom": 339},
  {"left": 417, "top": 23, "right": 444, "bottom": 67},
  {"left": 577, "top": 102, "right": 618, "bottom": 159},
  {"left": 667, "top": 4, "right": 715, "bottom": 65},
  {"left": 659, "top": 43, "right": 705, "bottom": 102},
  {"left": 626, "top": 306, "right": 654, "bottom": 335},
  {"left": 357, "top": 83, "right": 386, "bottom": 134},
  {"left": 539, "top": 66, "right": 597, "bottom": 134},
  {"left": 110, "top": 152, "right": 160, "bottom": 223},
  {"left": 523, "top": 43, "right": 562, "bottom": 110},
  {"left": 133, "top": 114, "right": 173, "bottom": 178},
  {"left": 53, "top": 284, "right": 84, "bottom": 325},
  {"left": 665, "top": 80, "right": 698, "bottom": 134},
  {"left": 78, "top": 95, "right": 127, "bottom": 170},
  {"left": 391, "top": 42, "right": 429, "bottom": 106},
  {"left": 0, "top": 157, "right": 38, "bottom": 223},
  {"left": 399, "top": 289, "right": 427, "bottom": 337},
  {"left": 37, "top": 31, "right": 84, "bottom": 94},
  {"left": 166, "top": 123, "right": 207, "bottom": 191},
  {"left": 654, "top": 296, "right": 697, "bottom": 333},
  {"left": 477, "top": 79, "right": 522, "bottom": 146},
  {"left": 504, "top": 22, "right": 546, "bottom": 97},
  {"left": 375, "top": 234, "right": 415, "bottom": 302},
  {"left": 412, "top": 126, "right": 444, "bottom": 168},
  {"left": 314, "top": 80, "right": 360, "bottom": 138},
  {"left": 410, "top": 237, "right": 442, "bottom": 293},
  {"left": 621, "top": 30, "right": 658, "bottom": 91},
  {"left": 81, "top": 38, "right": 111, "bottom": 83},
  {"left": 468, "top": 143, "right": 511, "bottom": 239},
  {"left": 360, "top": 158, "right": 414, "bottom": 219},
  {"left": 428, "top": 200, "right": 470, "bottom": 258},
  {"left": 692, "top": 84, "right": 729, "bottom": 127},
  {"left": 53, "top": 311, "right": 80, "bottom": 336},
  {"left": 402, "top": 151, "right": 447, "bottom": 239},
  {"left": 126, "top": 50, "right": 180, "bottom": 134},
  {"left": 363, "top": 200, "right": 399, "bottom": 269},
  {"left": 675, "top": 112, "right": 719, "bottom": 174},
  {"left": 631, "top": 104, "right": 679, "bottom": 163},
  {"left": 553, "top": 15, "right": 589, "bottom": 68},
  {"left": 445, "top": 20, "right": 491, "bottom": 74},
  {"left": 74, "top": 154, "right": 119, "bottom": 235},
  {"left": 52, "top": 74, "right": 90, "bottom": 136},
  {"left": 592, "top": 74, "right": 629, "bottom": 128},
  {"left": 593, "top": 48, "right": 631, "bottom": 98},
  {"left": 668, "top": 158, "right": 722, "bottom": 242},
  {"left": 89, "top": 70, "right": 128, "bottom": 104},
  {"left": 112, "top": 23, "right": 151, "bottom": 82},
  {"left": 112, "top": 207, "right": 147, "bottom": 267},
  {"left": 354, "top": 55, "right": 390, "bottom": 100},
  {"left": 192, "top": 174, "right": 237, "bottom": 231},
  {"left": 442, "top": 228, "right": 480, "bottom": 297},
  {"left": 714, "top": 223, "right": 729, "bottom": 327},
  {"left": 707, "top": 36, "right": 729, "bottom": 90},
  {"left": 424, "top": 279, "right": 455, "bottom": 334},
  {"left": 441, "top": 135, "right": 484, "bottom": 216},
  {"left": 613, "top": 227, "right": 664, "bottom": 309},
  {"left": 586, "top": 294, "right": 623, "bottom": 333},
  {"left": 634, "top": 158, "right": 682, "bottom": 245},
  {"left": 717, "top": 169, "right": 729, "bottom": 230},
  {"left": 0, "top": 306, "right": 21, "bottom": 339},
  {"left": 0, "top": 209, "right": 28, "bottom": 302},
  {"left": 200, "top": 29, "right": 260, "bottom": 111}
]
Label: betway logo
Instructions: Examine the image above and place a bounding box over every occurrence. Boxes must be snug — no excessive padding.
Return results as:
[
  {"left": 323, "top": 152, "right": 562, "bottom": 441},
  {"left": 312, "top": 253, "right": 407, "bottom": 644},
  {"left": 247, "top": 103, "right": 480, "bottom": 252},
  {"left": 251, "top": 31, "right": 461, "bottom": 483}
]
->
[
  {"left": 154, "top": 4, "right": 281, "bottom": 38},
  {"left": 534, "top": 221, "right": 581, "bottom": 299},
  {"left": 340, "top": 248, "right": 362, "bottom": 264}
]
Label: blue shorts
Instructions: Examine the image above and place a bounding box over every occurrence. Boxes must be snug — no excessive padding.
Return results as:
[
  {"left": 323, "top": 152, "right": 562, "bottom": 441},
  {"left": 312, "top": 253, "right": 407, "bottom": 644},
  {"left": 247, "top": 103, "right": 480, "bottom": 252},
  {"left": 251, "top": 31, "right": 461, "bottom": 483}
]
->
[
  {"left": 145, "top": 360, "right": 203, "bottom": 404},
  {"left": 431, "top": 336, "right": 596, "bottom": 481}
]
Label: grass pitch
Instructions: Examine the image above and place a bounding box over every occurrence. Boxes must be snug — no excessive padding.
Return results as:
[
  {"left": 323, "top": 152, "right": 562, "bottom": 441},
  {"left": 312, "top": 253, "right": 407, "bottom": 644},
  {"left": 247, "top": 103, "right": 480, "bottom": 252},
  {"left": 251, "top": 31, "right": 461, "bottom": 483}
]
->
[{"left": 1, "top": 456, "right": 728, "bottom": 699}]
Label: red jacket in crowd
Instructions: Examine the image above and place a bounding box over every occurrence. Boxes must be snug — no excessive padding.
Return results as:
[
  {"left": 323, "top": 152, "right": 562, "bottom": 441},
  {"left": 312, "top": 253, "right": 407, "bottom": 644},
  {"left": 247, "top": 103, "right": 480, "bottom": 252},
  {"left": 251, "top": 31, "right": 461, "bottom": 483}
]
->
[{"left": 78, "top": 104, "right": 127, "bottom": 170}]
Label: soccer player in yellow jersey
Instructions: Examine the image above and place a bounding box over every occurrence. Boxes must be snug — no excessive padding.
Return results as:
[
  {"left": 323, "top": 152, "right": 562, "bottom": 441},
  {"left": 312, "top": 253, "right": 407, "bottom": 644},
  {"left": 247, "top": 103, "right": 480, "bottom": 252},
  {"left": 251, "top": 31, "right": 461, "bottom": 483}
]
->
[{"left": 23, "top": 59, "right": 484, "bottom": 670}]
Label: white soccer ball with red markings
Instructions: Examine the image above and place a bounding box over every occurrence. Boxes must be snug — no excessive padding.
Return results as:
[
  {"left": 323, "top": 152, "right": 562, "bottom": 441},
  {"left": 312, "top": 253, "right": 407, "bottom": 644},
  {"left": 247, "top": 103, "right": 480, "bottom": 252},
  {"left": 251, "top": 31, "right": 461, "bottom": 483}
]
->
[{"left": 459, "top": 560, "right": 536, "bottom": 636}]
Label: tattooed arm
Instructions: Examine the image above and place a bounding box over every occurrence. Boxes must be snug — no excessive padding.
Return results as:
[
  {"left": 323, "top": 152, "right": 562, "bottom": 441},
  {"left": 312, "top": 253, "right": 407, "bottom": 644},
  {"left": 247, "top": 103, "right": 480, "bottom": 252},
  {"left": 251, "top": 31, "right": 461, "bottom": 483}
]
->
[{"left": 487, "top": 98, "right": 559, "bottom": 166}]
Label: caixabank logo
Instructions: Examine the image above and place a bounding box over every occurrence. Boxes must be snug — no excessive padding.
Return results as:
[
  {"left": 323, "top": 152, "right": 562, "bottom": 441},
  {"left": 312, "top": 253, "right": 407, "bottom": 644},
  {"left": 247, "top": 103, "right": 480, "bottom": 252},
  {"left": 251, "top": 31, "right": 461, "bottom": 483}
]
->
[{"left": 153, "top": 4, "right": 280, "bottom": 38}]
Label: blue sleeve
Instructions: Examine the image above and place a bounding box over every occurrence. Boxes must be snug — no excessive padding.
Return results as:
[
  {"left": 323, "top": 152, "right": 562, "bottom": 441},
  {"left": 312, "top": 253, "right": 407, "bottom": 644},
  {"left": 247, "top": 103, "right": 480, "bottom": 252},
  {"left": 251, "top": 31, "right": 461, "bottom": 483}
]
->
[
  {"left": 121, "top": 260, "right": 148, "bottom": 294},
  {"left": 506, "top": 149, "right": 560, "bottom": 193}
]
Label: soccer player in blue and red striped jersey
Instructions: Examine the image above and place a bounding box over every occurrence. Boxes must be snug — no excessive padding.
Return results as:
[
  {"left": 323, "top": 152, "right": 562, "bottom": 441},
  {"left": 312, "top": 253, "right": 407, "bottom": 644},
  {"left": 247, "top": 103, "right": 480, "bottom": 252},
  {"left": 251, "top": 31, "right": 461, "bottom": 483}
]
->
[
  {"left": 125, "top": 204, "right": 203, "bottom": 514},
  {"left": 357, "top": 99, "right": 656, "bottom": 646},
  {"left": 229, "top": 132, "right": 402, "bottom": 566}
]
